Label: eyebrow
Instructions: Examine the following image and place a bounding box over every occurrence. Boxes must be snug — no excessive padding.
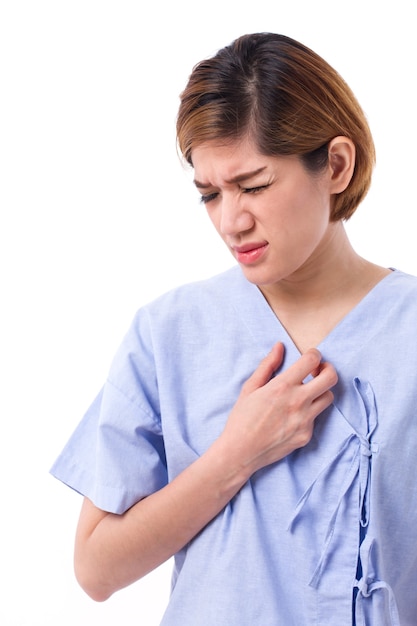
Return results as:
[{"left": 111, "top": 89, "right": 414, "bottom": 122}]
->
[{"left": 194, "top": 166, "right": 267, "bottom": 189}]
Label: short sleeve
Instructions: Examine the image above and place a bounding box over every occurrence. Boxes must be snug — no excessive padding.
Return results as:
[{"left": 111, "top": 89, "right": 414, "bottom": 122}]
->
[{"left": 50, "top": 309, "right": 168, "bottom": 514}]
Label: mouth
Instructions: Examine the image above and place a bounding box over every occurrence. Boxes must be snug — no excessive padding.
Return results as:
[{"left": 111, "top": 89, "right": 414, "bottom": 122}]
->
[{"left": 232, "top": 242, "right": 268, "bottom": 265}]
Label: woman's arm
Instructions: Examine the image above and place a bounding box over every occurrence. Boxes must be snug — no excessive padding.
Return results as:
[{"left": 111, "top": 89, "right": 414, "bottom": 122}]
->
[{"left": 74, "top": 343, "right": 337, "bottom": 601}]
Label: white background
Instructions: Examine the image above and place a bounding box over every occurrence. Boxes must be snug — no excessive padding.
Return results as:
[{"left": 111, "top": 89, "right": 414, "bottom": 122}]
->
[{"left": 1, "top": 1, "right": 415, "bottom": 624}]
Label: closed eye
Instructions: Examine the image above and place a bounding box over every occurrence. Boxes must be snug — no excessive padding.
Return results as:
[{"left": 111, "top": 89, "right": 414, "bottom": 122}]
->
[
  {"left": 242, "top": 184, "right": 270, "bottom": 194},
  {"left": 199, "top": 192, "right": 219, "bottom": 205},
  {"left": 199, "top": 184, "right": 270, "bottom": 205}
]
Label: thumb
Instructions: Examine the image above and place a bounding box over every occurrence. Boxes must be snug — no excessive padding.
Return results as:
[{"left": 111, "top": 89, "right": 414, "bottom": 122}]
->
[{"left": 241, "top": 342, "right": 285, "bottom": 396}]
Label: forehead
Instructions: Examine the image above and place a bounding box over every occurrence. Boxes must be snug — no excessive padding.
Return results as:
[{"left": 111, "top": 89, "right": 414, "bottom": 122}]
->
[
  {"left": 191, "top": 138, "right": 297, "bottom": 187},
  {"left": 193, "top": 139, "right": 270, "bottom": 180}
]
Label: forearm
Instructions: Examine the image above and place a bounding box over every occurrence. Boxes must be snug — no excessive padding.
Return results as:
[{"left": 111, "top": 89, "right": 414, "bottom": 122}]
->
[
  {"left": 75, "top": 345, "right": 337, "bottom": 601},
  {"left": 74, "top": 434, "right": 250, "bottom": 601}
]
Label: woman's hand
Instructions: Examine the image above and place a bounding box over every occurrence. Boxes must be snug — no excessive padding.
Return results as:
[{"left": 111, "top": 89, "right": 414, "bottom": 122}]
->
[{"left": 220, "top": 342, "right": 338, "bottom": 476}]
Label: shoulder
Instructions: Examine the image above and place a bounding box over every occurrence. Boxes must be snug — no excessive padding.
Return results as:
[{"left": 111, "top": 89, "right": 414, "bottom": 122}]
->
[
  {"left": 140, "top": 265, "right": 247, "bottom": 323},
  {"left": 114, "top": 265, "right": 250, "bottom": 354},
  {"left": 376, "top": 269, "right": 417, "bottom": 348},
  {"left": 389, "top": 268, "right": 417, "bottom": 286},
  {"left": 107, "top": 265, "right": 252, "bottom": 393},
  {"left": 384, "top": 268, "right": 417, "bottom": 304}
]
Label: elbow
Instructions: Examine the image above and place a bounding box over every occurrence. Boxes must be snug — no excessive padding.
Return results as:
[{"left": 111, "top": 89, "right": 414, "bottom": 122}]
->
[
  {"left": 74, "top": 557, "right": 114, "bottom": 603},
  {"left": 79, "top": 583, "right": 112, "bottom": 603}
]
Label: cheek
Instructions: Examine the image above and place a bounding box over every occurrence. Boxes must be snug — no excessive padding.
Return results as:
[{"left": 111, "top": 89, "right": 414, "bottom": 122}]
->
[
  {"left": 292, "top": 182, "right": 331, "bottom": 225},
  {"left": 269, "top": 185, "right": 330, "bottom": 245}
]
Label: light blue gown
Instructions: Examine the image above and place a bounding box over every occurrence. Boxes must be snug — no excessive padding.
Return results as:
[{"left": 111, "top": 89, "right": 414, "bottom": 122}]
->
[{"left": 50, "top": 266, "right": 417, "bottom": 625}]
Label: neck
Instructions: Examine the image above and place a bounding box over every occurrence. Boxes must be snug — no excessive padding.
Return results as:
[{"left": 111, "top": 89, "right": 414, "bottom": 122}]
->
[{"left": 259, "top": 222, "right": 389, "bottom": 317}]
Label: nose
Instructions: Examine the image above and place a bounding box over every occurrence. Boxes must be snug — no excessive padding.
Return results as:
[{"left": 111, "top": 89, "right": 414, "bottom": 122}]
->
[{"left": 218, "top": 194, "right": 254, "bottom": 237}]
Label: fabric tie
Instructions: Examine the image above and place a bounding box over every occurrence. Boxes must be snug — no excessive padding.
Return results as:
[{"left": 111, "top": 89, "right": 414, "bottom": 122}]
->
[
  {"left": 287, "top": 378, "right": 378, "bottom": 588},
  {"left": 354, "top": 536, "right": 401, "bottom": 626}
]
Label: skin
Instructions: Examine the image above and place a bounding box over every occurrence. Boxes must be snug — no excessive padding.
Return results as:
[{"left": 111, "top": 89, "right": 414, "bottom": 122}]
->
[
  {"left": 73, "top": 135, "right": 389, "bottom": 602},
  {"left": 193, "top": 137, "right": 390, "bottom": 352}
]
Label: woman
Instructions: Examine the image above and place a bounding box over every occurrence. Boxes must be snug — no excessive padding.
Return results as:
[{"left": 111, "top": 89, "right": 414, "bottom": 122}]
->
[{"left": 51, "top": 33, "right": 417, "bottom": 625}]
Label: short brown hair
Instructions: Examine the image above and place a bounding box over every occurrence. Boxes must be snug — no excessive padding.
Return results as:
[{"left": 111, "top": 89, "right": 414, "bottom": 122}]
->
[{"left": 177, "top": 33, "right": 375, "bottom": 221}]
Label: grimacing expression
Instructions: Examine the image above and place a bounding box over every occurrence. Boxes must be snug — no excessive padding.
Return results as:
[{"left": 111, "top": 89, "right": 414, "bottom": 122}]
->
[{"left": 192, "top": 138, "right": 339, "bottom": 288}]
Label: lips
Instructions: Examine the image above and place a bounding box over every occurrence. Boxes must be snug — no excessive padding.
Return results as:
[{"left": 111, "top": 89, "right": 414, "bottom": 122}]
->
[{"left": 232, "top": 242, "right": 268, "bottom": 265}]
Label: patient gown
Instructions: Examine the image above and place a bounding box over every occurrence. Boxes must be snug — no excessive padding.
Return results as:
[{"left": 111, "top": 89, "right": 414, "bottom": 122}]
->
[{"left": 51, "top": 266, "right": 417, "bottom": 626}]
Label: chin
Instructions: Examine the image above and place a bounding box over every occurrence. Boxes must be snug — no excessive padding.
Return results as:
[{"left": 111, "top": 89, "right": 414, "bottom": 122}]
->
[{"left": 239, "top": 265, "right": 284, "bottom": 287}]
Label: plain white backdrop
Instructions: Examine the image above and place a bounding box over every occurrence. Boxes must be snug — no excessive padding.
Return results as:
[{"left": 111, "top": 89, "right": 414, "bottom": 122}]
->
[{"left": 1, "top": 1, "right": 415, "bottom": 624}]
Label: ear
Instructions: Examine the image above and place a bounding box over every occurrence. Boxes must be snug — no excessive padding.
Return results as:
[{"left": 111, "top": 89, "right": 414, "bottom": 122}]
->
[{"left": 327, "top": 136, "right": 356, "bottom": 194}]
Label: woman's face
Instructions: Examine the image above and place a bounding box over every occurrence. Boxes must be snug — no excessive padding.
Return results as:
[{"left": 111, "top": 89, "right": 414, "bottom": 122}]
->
[{"left": 192, "top": 137, "right": 339, "bottom": 289}]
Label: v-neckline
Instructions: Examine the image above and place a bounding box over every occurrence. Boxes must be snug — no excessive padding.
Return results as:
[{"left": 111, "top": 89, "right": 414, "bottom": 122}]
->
[{"left": 232, "top": 266, "right": 398, "bottom": 360}]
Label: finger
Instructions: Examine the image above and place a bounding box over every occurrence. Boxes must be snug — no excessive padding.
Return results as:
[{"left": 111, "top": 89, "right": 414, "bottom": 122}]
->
[
  {"left": 283, "top": 348, "right": 323, "bottom": 385},
  {"left": 241, "top": 342, "right": 285, "bottom": 395},
  {"left": 305, "top": 361, "right": 338, "bottom": 399},
  {"left": 310, "top": 389, "right": 335, "bottom": 416}
]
